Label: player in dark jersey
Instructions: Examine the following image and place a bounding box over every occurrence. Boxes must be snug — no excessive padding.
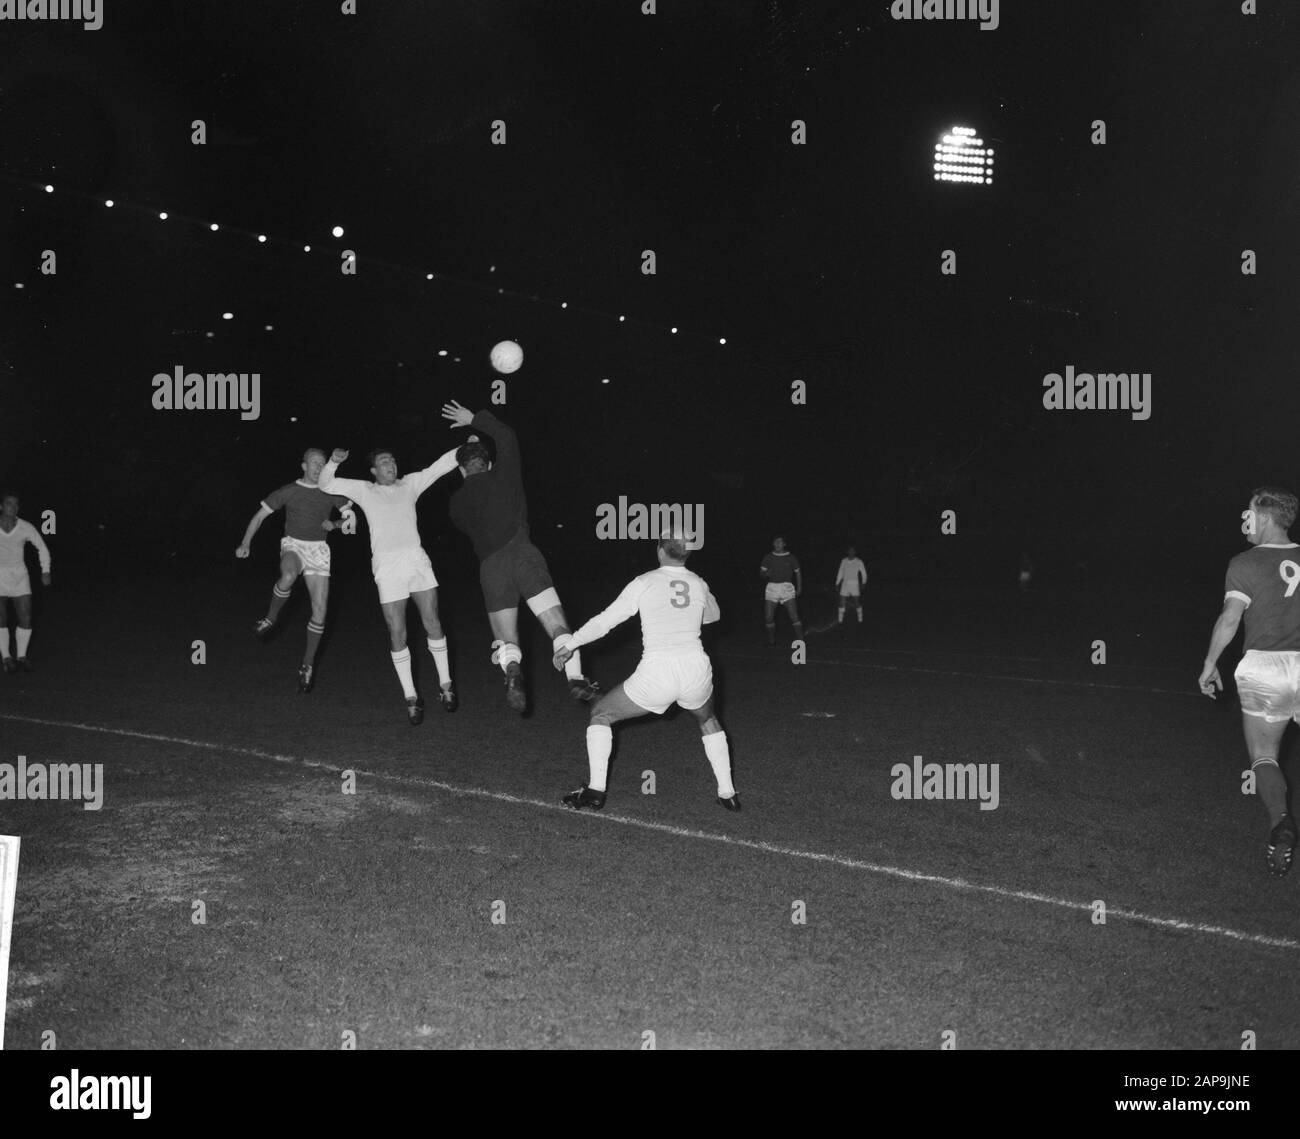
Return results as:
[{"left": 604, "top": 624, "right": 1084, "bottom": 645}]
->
[
  {"left": 437, "top": 400, "right": 598, "bottom": 713},
  {"left": 1199, "top": 486, "right": 1300, "bottom": 875},
  {"left": 236, "top": 448, "right": 353, "bottom": 693},
  {"left": 760, "top": 536, "right": 803, "bottom": 645}
]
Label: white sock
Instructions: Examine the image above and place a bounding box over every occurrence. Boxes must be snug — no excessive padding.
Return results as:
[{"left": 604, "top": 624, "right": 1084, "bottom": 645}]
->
[
  {"left": 15, "top": 627, "right": 32, "bottom": 658},
  {"left": 837, "top": 606, "right": 845, "bottom": 622},
  {"left": 554, "top": 635, "right": 583, "bottom": 680},
  {"left": 586, "top": 724, "right": 612, "bottom": 792},
  {"left": 0, "top": 630, "right": 9, "bottom": 659},
  {"left": 427, "top": 637, "right": 451, "bottom": 686},
  {"left": 390, "top": 648, "right": 416, "bottom": 699},
  {"left": 703, "top": 731, "right": 735, "bottom": 797}
]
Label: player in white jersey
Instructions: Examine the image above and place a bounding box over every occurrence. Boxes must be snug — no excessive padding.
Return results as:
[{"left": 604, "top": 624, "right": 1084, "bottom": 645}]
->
[
  {"left": 554, "top": 534, "right": 740, "bottom": 812},
  {"left": 1199, "top": 486, "right": 1300, "bottom": 875},
  {"left": 0, "top": 493, "right": 52, "bottom": 673},
  {"left": 319, "top": 445, "right": 461, "bottom": 724},
  {"left": 835, "top": 546, "right": 867, "bottom": 625}
]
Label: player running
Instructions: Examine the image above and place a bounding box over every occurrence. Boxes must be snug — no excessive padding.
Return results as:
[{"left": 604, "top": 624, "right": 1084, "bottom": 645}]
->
[
  {"left": 0, "top": 492, "right": 51, "bottom": 673},
  {"left": 235, "top": 448, "right": 354, "bottom": 693},
  {"left": 1199, "top": 486, "right": 1300, "bottom": 875},
  {"left": 760, "top": 535, "right": 803, "bottom": 645},
  {"left": 835, "top": 545, "right": 867, "bottom": 626},
  {"left": 438, "top": 399, "right": 597, "bottom": 713},
  {"left": 319, "top": 444, "right": 461, "bottom": 724},
  {"left": 554, "top": 532, "right": 739, "bottom": 812}
]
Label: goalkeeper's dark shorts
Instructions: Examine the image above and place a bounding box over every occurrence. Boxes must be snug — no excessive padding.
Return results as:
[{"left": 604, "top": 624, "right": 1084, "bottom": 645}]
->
[{"left": 479, "top": 530, "right": 555, "bottom": 613}]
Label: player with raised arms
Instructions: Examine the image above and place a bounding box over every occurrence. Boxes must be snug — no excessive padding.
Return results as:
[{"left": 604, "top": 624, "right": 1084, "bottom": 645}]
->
[
  {"left": 438, "top": 399, "right": 598, "bottom": 713},
  {"left": 553, "top": 531, "right": 739, "bottom": 812},
  {"left": 235, "top": 447, "right": 354, "bottom": 693},
  {"left": 1199, "top": 486, "right": 1300, "bottom": 875},
  {"left": 319, "top": 443, "right": 462, "bottom": 724},
  {"left": 0, "top": 492, "right": 51, "bottom": 673}
]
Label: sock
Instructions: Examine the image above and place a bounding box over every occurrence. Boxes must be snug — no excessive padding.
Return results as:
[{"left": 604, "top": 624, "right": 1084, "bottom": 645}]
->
[
  {"left": 390, "top": 648, "right": 416, "bottom": 699},
  {"left": 793, "top": 622, "right": 804, "bottom": 640},
  {"left": 492, "top": 640, "right": 522, "bottom": 673},
  {"left": 586, "top": 724, "right": 613, "bottom": 792},
  {"left": 837, "top": 606, "right": 845, "bottom": 623},
  {"left": 304, "top": 621, "right": 324, "bottom": 666},
  {"left": 703, "top": 730, "right": 735, "bottom": 797},
  {"left": 856, "top": 607, "right": 863, "bottom": 622},
  {"left": 1253, "top": 757, "right": 1289, "bottom": 827},
  {"left": 266, "top": 584, "right": 292, "bottom": 622},
  {"left": 15, "top": 627, "right": 32, "bottom": 658},
  {"left": 0, "top": 630, "right": 9, "bottom": 660},
  {"left": 427, "top": 637, "right": 451, "bottom": 686},
  {"left": 553, "top": 634, "right": 583, "bottom": 680},
  {"left": 765, "top": 621, "right": 776, "bottom": 642}
]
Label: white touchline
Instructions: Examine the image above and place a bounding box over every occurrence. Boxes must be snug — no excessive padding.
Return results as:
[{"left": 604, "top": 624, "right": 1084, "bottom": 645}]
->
[
  {"left": 3, "top": 713, "right": 1295, "bottom": 952},
  {"left": 727, "top": 652, "right": 1198, "bottom": 699},
  {"left": 0, "top": 834, "right": 20, "bottom": 1051}
]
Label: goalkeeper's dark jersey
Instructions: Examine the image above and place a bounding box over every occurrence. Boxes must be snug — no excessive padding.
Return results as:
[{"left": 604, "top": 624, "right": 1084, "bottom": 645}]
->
[{"left": 448, "top": 411, "right": 529, "bottom": 561}]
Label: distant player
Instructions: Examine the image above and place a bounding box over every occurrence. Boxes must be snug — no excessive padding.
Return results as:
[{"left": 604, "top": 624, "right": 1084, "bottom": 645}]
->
[
  {"left": 835, "top": 545, "right": 867, "bottom": 625},
  {"left": 438, "top": 400, "right": 598, "bottom": 713},
  {"left": 235, "top": 448, "right": 353, "bottom": 693},
  {"left": 319, "top": 444, "right": 461, "bottom": 724},
  {"left": 1018, "top": 552, "right": 1034, "bottom": 592},
  {"left": 555, "top": 532, "right": 738, "bottom": 812},
  {"left": 0, "top": 492, "right": 51, "bottom": 673},
  {"left": 1199, "top": 486, "right": 1300, "bottom": 875},
  {"left": 760, "top": 535, "right": 803, "bottom": 644}
]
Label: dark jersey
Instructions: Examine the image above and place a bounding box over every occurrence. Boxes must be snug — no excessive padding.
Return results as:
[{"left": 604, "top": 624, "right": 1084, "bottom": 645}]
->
[
  {"left": 1225, "top": 543, "right": 1300, "bottom": 651},
  {"left": 262, "top": 481, "right": 349, "bottom": 542},
  {"left": 448, "top": 411, "right": 529, "bottom": 560},
  {"left": 761, "top": 551, "right": 801, "bottom": 584}
]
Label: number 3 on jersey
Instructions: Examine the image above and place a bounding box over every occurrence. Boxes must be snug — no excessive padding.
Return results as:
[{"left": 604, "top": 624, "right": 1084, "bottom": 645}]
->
[
  {"left": 1281, "top": 560, "right": 1300, "bottom": 599},
  {"left": 669, "top": 580, "right": 691, "bottom": 608}
]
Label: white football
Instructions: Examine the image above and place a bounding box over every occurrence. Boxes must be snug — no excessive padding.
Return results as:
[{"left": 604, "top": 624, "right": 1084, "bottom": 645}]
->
[{"left": 490, "top": 340, "right": 523, "bottom": 374}]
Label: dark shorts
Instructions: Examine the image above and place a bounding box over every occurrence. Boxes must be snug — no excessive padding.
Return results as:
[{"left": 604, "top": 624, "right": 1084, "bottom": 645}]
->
[{"left": 479, "top": 534, "right": 554, "bottom": 612}]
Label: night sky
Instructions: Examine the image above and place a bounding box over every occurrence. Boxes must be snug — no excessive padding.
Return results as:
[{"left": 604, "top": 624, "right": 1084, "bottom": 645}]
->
[{"left": 2, "top": 0, "right": 1296, "bottom": 592}]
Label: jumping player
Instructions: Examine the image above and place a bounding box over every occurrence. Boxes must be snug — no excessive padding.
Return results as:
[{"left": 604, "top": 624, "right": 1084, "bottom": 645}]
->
[
  {"left": 438, "top": 399, "right": 597, "bottom": 713},
  {"left": 1199, "top": 486, "right": 1300, "bottom": 875},
  {"left": 236, "top": 448, "right": 354, "bottom": 693},
  {"left": 0, "top": 492, "right": 51, "bottom": 673},
  {"left": 835, "top": 545, "right": 867, "bottom": 626},
  {"left": 760, "top": 535, "right": 803, "bottom": 645},
  {"left": 555, "top": 532, "right": 739, "bottom": 812},
  {"left": 319, "top": 444, "right": 461, "bottom": 724}
]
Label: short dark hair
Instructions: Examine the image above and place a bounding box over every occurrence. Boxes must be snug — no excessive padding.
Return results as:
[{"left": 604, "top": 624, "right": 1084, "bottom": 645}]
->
[
  {"left": 1252, "top": 486, "right": 1298, "bottom": 531},
  {"left": 366, "top": 448, "right": 395, "bottom": 468},
  {"left": 456, "top": 441, "right": 491, "bottom": 471},
  {"left": 1, "top": 491, "right": 17, "bottom": 504},
  {"left": 658, "top": 535, "right": 689, "bottom": 562},
  {"left": 303, "top": 447, "right": 327, "bottom": 463}
]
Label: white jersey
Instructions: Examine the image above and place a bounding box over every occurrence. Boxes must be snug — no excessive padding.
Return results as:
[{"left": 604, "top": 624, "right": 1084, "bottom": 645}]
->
[
  {"left": 570, "top": 565, "right": 719, "bottom": 660},
  {"left": 319, "top": 450, "right": 459, "bottom": 559},
  {"left": 836, "top": 557, "right": 867, "bottom": 589},
  {"left": 0, "top": 519, "right": 51, "bottom": 572}
]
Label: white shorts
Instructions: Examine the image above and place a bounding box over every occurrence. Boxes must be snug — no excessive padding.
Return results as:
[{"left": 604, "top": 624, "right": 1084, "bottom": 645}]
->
[
  {"left": 373, "top": 547, "right": 438, "bottom": 605},
  {"left": 838, "top": 584, "right": 861, "bottom": 598},
  {"left": 1235, "top": 650, "right": 1300, "bottom": 723},
  {"left": 0, "top": 568, "right": 31, "bottom": 598},
  {"left": 765, "top": 581, "right": 797, "bottom": 604},
  {"left": 623, "top": 653, "right": 714, "bottom": 716},
  {"left": 281, "top": 537, "right": 331, "bottom": 577}
]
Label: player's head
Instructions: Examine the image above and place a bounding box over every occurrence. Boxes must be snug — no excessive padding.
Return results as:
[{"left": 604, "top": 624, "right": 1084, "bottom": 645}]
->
[
  {"left": 301, "top": 448, "right": 328, "bottom": 484},
  {"left": 456, "top": 438, "right": 491, "bottom": 477},
  {"left": 368, "top": 448, "right": 399, "bottom": 485},
  {"left": 657, "top": 533, "right": 690, "bottom": 565},
  {"left": 846, "top": 545, "right": 857, "bottom": 559},
  {"left": 772, "top": 535, "right": 787, "bottom": 553},
  {"left": 0, "top": 493, "right": 17, "bottom": 520},
  {"left": 1246, "top": 486, "right": 1297, "bottom": 544}
]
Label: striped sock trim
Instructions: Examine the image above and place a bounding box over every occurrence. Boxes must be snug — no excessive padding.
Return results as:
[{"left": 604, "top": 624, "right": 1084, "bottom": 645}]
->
[
  {"left": 273, "top": 587, "right": 292, "bottom": 598},
  {"left": 307, "top": 622, "right": 325, "bottom": 634},
  {"left": 1252, "top": 756, "right": 1280, "bottom": 770}
]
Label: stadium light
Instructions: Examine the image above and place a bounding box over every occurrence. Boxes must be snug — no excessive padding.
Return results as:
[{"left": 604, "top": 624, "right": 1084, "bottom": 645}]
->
[{"left": 933, "top": 123, "right": 995, "bottom": 186}]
